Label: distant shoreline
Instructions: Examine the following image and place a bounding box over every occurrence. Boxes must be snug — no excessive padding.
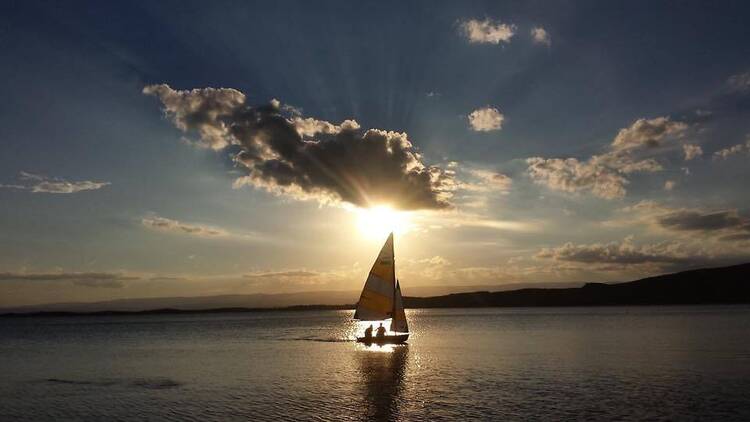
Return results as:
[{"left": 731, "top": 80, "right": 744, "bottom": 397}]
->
[
  {"left": 3, "top": 302, "right": 750, "bottom": 319},
  {"left": 2, "top": 263, "right": 749, "bottom": 318},
  {"left": 0, "top": 304, "right": 353, "bottom": 318}
]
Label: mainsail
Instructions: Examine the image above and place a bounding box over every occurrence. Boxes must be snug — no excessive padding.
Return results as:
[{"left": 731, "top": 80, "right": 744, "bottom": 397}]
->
[
  {"left": 354, "top": 233, "right": 396, "bottom": 321},
  {"left": 390, "top": 281, "right": 408, "bottom": 333}
]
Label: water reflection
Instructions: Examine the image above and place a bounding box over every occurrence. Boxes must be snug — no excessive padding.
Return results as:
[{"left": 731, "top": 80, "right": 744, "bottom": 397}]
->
[{"left": 357, "top": 344, "right": 409, "bottom": 421}]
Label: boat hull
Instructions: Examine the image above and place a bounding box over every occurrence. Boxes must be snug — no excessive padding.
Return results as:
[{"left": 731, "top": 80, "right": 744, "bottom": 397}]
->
[{"left": 356, "top": 334, "right": 409, "bottom": 344}]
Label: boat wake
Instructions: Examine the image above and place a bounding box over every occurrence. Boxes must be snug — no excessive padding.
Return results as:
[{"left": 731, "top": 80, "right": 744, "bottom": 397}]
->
[{"left": 289, "top": 336, "right": 354, "bottom": 343}]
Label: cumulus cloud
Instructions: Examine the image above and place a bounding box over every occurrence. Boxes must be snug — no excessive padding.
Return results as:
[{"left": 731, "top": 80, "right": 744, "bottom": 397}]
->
[
  {"left": 141, "top": 215, "right": 230, "bottom": 237},
  {"left": 290, "top": 117, "right": 360, "bottom": 137},
  {"left": 0, "top": 172, "right": 109, "bottom": 194},
  {"left": 610, "top": 117, "right": 688, "bottom": 151},
  {"left": 468, "top": 107, "right": 504, "bottom": 132},
  {"left": 0, "top": 271, "right": 137, "bottom": 288},
  {"left": 713, "top": 139, "right": 750, "bottom": 160},
  {"left": 459, "top": 18, "right": 516, "bottom": 44},
  {"left": 144, "top": 84, "right": 454, "bottom": 210},
  {"left": 526, "top": 117, "right": 689, "bottom": 199},
  {"left": 526, "top": 157, "right": 629, "bottom": 199},
  {"left": 142, "top": 85, "right": 246, "bottom": 150},
  {"left": 530, "top": 27, "right": 551, "bottom": 46},
  {"left": 682, "top": 144, "right": 703, "bottom": 160}
]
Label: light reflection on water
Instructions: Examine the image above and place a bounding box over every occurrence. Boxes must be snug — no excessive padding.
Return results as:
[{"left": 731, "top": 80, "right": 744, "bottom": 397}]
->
[
  {"left": 1, "top": 306, "right": 750, "bottom": 420},
  {"left": 357, "top": 344, "right": 408, "bottom": 421}
]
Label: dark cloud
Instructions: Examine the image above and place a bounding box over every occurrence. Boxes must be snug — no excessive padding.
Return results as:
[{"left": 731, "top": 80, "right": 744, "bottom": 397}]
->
[
  {"left": 623, "top": 202, "right": 750, "bottom": 243},
  {"left": 144, "top": 84, "right": 454, "bottom": 210},
  {"left": 720, "top": 233, "right": 750, "bottom": 242},
  {"left": 657, "top": 210, "right": 744, "bottom": 231}
]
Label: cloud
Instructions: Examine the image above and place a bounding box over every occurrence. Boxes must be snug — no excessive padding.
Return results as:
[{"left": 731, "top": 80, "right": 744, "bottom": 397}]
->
[
  {"left": 468, "top": 107, "right": 504, "bottom": 132},
  {"left": 0, "top": 271, "right": 137, "bottom": 288},
  {"left": 142, "top": 85, "right": 246, "bottom": 150},
  {"left": 141, "top": 215, "right": 230, "bottom": 237},
  {"left": 0, "top": 172, "right": 109, "bottom": 194},
  {"left": 144, "top": 84, "right": 455, "bottom": 210},
  {"left": 142, "top": 216, "right": 230, "bottom": 237},
  {"left": 536, "top": 236, "right": 707, "bottom": 267},
  {"left": 243, "top": 269, "right": 323, "bottom": 287},
  {"left": 530, "top": 27, "right": 551, "bottom": 46},
  {"left": 290, "top": 117, "right": 360, "bottom": 137},
  {"left": 459, "top": 18, "right": 516, "bottom": 44},
  {"left": 526, "top": 157, "right": 629, "bottom": 199},
  {"left": 243, "top": 270, "right": 319, "bottom": 279},
  {"left": 621, "top": 201, "right": 750, "bottom": 243},
  {"left": 71, "top": 279, "right": 128, "bottom": 288},
  {"left": 463, "top": 169, "right": 512, "bottom": 192},
  {"left": 682, "top": 144, "right": 703, "bottom": 160},
  {"left": 727, "top": 71, "right": 750, "bottom": 92},
  {"left": 664, "top": 180, "right": 676, "bottom": 191},
  {"left": 610, "top": 117, "right": 688, "bottom": 151},
  {"left": 713, "top": 139, "right": 750, "bottom": 160},
  {"left": 656, "top": 209, "right": 745, "bottom": 232},
  {"left": 526, "top": 117, "right": 689, "bottom": 199},
  {"left": 412, "top": 209, "right": 535, "bottom": 233}
]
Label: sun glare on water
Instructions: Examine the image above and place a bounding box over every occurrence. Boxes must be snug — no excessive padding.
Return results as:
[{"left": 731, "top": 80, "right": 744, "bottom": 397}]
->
[{"left": 354, "top": 205, "right": 412, "bottom": 239}]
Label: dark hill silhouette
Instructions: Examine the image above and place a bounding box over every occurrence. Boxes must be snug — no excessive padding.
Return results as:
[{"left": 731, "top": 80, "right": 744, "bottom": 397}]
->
[
  {"left": 2, "top": 263, "right": 748, "bottom": 317},
  {"left": 404, "top": 263, "right": 750, "bottom": 308}
]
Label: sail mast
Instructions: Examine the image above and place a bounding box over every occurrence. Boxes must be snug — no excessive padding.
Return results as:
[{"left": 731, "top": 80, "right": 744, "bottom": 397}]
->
[{"left": 391, "top": 232, "right": 396, "bottom": 324}]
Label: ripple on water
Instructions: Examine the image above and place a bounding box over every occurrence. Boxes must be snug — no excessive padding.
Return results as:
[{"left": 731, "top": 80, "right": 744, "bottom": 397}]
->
[{"left": 1, "top": 307, "right": 749, "bottom": 420}]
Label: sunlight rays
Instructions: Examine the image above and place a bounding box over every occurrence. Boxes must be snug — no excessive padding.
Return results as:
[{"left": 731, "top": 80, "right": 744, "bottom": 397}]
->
[{"left": 353, "top": 205, "right": 413, "bottom": 239}]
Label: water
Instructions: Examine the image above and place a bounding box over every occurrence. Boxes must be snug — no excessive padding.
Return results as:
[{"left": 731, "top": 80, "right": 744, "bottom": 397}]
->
[{"left": 2, "top": 306, "right": 750, "bottom": 421}]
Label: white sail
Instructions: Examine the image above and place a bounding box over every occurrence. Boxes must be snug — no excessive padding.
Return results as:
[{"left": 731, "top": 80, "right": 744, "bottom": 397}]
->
[
  {"left": 354, "top": 233, "right": 395, "bottom": 321},
  {"left": 390, "top": 281, "right": 408, "bottom": 333}
]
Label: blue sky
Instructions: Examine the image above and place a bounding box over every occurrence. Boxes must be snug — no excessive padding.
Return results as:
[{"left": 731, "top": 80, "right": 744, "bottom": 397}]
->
[{"left": 1, "top": 1, "right": 750, "bottom": 306}]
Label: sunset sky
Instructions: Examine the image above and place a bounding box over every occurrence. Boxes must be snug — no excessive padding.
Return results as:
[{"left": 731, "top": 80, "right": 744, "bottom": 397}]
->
[{"left": 2, "top": 1, "right": 750, "bottom": 306}]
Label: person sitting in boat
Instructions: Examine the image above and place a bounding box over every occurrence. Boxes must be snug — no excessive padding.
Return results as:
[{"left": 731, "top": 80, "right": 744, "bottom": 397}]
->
[
  {"left": 363, "top": 324, "right": 373, "bottom": 340},
  {"left": 376, "top": 323, "right": 386, "bottom": 339}
]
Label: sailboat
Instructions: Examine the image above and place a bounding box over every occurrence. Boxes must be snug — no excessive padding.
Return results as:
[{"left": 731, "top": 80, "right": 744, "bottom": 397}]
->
[{"left": 354, "top": 232, "right": 409, "bottom": 344}]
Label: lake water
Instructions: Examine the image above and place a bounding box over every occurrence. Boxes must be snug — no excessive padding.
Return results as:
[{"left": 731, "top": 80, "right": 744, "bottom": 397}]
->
[{"left": 2, "top": 306, "right": 750, "bottom": 421}]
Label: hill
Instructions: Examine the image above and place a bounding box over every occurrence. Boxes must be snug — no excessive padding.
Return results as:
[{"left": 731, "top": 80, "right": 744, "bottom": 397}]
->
[
  {"left": 404, "top": 263, "right": 750, "bottom": 308},
  {"left": 1, "top": 263, "right": 748, "bottom": 317}
]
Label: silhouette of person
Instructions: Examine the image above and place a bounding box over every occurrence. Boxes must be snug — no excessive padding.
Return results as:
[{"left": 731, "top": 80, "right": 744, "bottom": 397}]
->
[
  {"left": 376, "top": 323, "right": 386, "bottom": 338},
  {"left": 364, "top": 324, "right": 373, "bottom": 340}
]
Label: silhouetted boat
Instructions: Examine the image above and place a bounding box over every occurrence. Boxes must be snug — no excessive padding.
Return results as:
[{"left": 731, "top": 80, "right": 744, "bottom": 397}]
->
[{"left": 354, "top": 232, "right": 409, "bottom": 344}]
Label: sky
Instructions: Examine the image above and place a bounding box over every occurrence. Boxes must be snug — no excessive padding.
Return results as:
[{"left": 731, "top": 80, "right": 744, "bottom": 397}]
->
[{"left": 1, "top": 0, "right": 750, "bottom": 307}]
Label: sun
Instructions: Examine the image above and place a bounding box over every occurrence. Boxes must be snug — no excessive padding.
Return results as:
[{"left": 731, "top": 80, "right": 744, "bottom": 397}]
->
[{"left": 354, "top": 205, "right": 412, "bottom": 239}]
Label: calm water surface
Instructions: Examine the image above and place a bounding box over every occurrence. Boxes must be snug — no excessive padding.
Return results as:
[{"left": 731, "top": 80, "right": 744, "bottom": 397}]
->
[{"left": 2, "top": 306, "right": 750, "bottom": 421}]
